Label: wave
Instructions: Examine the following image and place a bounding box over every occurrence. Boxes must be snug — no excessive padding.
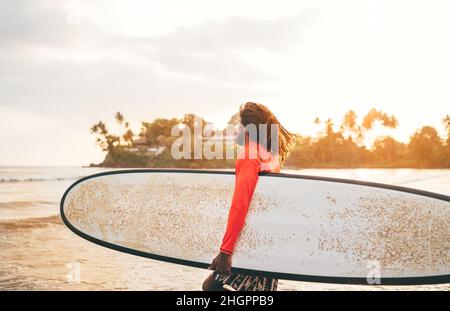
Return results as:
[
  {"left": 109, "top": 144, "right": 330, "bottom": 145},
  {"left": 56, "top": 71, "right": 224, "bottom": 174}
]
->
[
  {"left": 0, "top": 176, "right": 83, "bottom": 183},
  {"left": 0, "top": 200, "right": 56, "bottom": 209},
  {"left": 0, "top": 215, "right": 61, "bottom": 230}
]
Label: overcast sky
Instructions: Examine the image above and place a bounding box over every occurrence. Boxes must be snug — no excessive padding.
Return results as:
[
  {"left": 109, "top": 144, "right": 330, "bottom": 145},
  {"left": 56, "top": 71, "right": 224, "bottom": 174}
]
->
[{"left": 1, "top": 0, "right": 449, "bottom": 166}]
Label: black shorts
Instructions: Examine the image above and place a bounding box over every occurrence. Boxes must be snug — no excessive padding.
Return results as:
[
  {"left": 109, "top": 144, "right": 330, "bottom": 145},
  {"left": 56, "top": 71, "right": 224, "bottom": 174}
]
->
[{"left": 211, "top": 271, "right": 278, "bottom": 291}]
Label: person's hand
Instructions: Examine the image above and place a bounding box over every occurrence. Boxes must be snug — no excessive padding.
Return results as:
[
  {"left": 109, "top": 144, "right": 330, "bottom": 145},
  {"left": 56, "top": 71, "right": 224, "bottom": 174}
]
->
[{"left": 208, "top": 252, "right": 232, "bottom": 275}]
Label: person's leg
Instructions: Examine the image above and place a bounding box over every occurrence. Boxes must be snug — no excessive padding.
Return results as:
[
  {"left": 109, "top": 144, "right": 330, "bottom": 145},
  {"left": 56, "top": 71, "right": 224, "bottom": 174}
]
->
[{"left": 202, "top": 273, "right": 225, "bottom": 291}]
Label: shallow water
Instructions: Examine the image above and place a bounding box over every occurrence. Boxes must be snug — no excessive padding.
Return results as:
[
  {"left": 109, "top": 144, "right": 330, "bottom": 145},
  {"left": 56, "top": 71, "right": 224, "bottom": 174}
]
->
[{"left": 0, "top": 167, "right": 449, "bottom": 290}]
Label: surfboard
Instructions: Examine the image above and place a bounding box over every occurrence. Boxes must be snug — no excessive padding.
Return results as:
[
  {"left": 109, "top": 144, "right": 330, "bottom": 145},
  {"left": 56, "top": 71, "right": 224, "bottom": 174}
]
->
[{"left": 60, "top": 169, "right": 450, "bottom": 285}]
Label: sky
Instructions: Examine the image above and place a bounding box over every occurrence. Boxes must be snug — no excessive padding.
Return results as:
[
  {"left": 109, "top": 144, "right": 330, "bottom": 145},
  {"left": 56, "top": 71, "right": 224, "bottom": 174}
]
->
[{"left": 1, "top": 0, "right": 449, "bottom": 166}]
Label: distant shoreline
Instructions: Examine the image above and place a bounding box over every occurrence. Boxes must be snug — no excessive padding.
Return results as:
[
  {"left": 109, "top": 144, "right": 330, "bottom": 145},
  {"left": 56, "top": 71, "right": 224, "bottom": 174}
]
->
[{"left": 86, "top": 163, "right": 450, "bottom": 169}]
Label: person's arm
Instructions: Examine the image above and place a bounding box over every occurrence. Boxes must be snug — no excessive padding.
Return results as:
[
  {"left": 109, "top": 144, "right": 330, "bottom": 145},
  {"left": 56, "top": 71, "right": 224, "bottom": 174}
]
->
[{"left": 220, "top": 157, "right": 260, "bottom": 255}]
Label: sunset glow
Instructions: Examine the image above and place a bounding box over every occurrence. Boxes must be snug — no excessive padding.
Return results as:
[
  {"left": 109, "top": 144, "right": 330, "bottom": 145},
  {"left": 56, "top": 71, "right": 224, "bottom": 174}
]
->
[{"left": 1, "top": 0, "right": 449, "bottom": 165}]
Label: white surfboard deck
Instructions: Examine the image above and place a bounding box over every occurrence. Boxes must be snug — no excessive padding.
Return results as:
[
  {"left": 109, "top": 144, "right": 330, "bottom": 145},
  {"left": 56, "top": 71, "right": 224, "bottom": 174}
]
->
[{"left": 60, "top": 169, "right": 450, "bottom": 285}]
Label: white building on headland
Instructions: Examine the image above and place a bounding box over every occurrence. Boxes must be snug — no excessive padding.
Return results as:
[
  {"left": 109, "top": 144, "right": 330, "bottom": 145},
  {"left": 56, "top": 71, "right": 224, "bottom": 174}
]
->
[{"left": 127, "top": 137, "right": 166, "bottom": 155}]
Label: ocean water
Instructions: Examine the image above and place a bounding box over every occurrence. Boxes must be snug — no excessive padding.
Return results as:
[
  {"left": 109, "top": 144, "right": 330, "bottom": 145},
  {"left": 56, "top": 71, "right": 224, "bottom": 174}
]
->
[
  {"left": 0, "top": 166, "right": 108, "bottom": 220},
  {"left": 0, "top": 166, "right": 449, "bottom": 290}
]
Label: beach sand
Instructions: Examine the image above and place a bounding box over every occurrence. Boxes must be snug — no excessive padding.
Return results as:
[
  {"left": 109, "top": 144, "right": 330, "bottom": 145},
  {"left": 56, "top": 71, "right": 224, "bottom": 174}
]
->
[{"left": 1, "top": 216, "right": 448, "bottom": 291}]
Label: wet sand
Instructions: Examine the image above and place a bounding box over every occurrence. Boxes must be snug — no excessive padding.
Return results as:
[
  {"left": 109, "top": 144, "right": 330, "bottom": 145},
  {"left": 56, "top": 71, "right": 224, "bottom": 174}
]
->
[{"left": 1, "top": 216, "right": 448, "bottom": 291}]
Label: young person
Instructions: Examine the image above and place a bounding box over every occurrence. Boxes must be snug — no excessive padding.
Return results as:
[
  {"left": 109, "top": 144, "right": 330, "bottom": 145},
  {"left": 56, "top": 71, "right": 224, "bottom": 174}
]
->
[{"left": 203, "top": 102, "right": 296, "bottom": 291}]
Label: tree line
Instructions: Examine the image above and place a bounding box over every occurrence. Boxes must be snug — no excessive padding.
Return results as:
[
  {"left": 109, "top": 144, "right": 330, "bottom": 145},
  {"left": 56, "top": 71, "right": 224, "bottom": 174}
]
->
[{"left": 90, "top": 109, "right": 450, "bottom": 168}]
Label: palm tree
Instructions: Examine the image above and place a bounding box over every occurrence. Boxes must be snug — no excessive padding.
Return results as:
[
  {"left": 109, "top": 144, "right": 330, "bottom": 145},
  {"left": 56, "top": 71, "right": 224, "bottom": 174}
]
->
[
  {"left": 115, "top": 112, "right": 124, "bottom": 125},
  {"left": 123, "top": 129, "right": 134, "bottom": 145},
  {"left": 340, "top": 110, "right": 362, "bottom": 145},
  {"left": 91, "top": 112, "right": 134, "bottom": 151},
  {"left": 90, "top": 121, "right": 120, "bottom": 152},
  {"left": 443, "top": 114, "right": 450, "bottom": 144},
  {"left": 115, "top": 112, "right": 134, "bottom": 145},
  {"left": 362, "top": 108, "right": 398, "bottom": 130}
]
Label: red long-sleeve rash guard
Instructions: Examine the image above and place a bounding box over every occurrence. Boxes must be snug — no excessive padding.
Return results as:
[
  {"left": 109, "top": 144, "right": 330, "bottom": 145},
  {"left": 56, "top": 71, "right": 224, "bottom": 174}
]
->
[{"left": 219, "top": 142, "right": 280, "bottom": 255}]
